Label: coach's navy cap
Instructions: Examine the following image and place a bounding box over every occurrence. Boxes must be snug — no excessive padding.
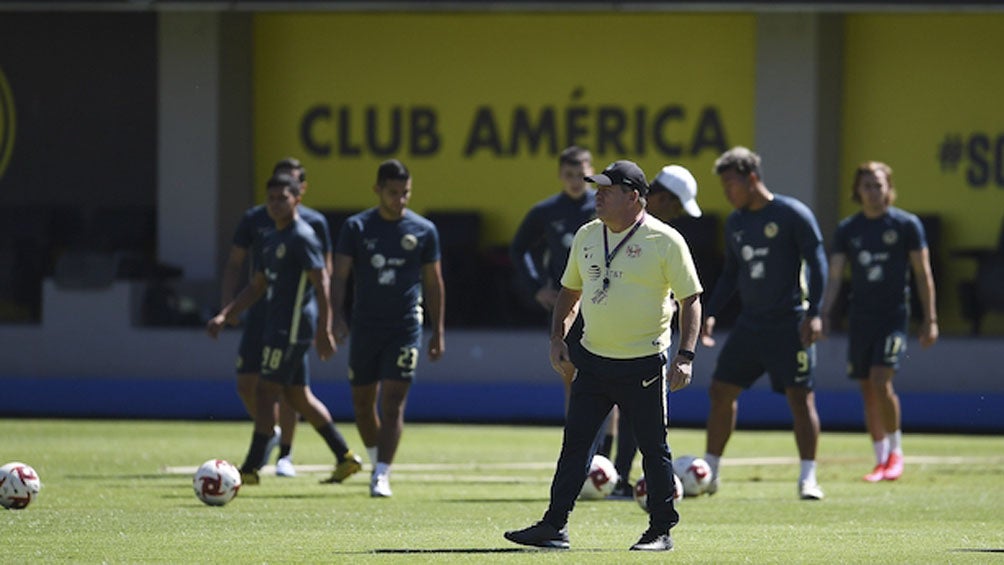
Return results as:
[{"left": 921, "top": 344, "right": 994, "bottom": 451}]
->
[
  {"left": 266, "top": 172, "right": 301, "bottom": 191},
  {"left": 585, "top": 160, "right": 649, "bottom": 195}
]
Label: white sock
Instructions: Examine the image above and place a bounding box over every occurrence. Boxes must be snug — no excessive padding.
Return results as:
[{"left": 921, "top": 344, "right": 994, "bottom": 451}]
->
[
  {"left": 704, "top": 453, "right": 721, "bottom": 478},
  {"left": 799, "top": 460, "right": 817, "bottom": 484},
  {"left": 874, "top": 438, "right": 890, "bottom": 465},
  {"left": 889, "top": 430, "right": 903, "bottom": 455},
  {"left": 366, "top": 446, "right": 378, "bottom": 468},
  {"left": 374, "top": 462, "right": 391, "bottom": 478}
]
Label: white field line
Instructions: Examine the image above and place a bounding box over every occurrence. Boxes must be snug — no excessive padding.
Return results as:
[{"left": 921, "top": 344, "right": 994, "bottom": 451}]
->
[{"left": 163, "top": 455, "right": 1002, "bottom": 476}]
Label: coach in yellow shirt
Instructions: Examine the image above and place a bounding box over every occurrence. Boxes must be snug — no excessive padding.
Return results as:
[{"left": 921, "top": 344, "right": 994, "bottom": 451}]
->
[{"left": 505, "top": 160, "right": 703, "bottom": 552}]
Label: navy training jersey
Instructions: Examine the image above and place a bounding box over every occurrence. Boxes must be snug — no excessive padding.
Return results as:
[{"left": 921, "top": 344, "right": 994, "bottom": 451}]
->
[
  {"left": 706, "top": 194, "right": 827, "bottom": 326},
  {"left": 232, "top": 204, "right": 332, "bottom": 328},
  {"left": 833, "top": 207, "right": 926, "bottom": 319},
  {"left": 336, "top": 208, "right": 440, "bottom": 328},
  {"left": 259, "top": 217, "right": 325, "bottom": 344},
  {"left": 509, "top": 190, "right": 596, "bottom": 295}
]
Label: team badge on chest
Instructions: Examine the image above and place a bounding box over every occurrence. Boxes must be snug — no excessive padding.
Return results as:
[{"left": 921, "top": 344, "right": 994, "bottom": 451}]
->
[
  {"left": 401, "top": 234, "right": 418, "bottom": 251},
  {"left": 883, "top": 229, "right": 898, "bottom": 246},
  {"left": 275, "top": 244, "right": 286, "bottom": 259},
  {"left": 764, "top": 222, "right": 779, "bottom": 238}
]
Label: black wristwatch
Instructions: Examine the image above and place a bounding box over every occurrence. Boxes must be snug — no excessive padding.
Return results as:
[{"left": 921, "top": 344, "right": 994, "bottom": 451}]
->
[{"left": 676, "top": 349, "right": 696, "bottom": 361}]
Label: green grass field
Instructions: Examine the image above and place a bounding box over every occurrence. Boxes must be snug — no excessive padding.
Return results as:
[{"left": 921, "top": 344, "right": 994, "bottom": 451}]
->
[{"left": 1, "top": 419, "right": 1002, "bottom": 563}]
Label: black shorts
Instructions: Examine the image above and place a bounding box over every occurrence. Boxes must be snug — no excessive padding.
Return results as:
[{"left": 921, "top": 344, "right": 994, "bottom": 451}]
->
[
  {"left": 236, "top": 327, "right": 263, "bottom": 374},
  {"left": 712, "top": 319, "right": 816, "bottom": 393},
  {"left": 259, "top": 341, "right": 311, "bottom": 386},
  {"left": 847, "top": 312, "right": 908, "bottom": 379},
  {"left": 348, "top": 325, "right": 422, "bottom": 387}
]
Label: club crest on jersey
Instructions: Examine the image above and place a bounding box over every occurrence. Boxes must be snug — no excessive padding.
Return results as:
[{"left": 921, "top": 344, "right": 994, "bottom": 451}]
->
[
  {"left": 275, "top": 244, "right": 286, "bottom": 259},
  {"left": 626, "top": 244, "right": 642, "bottom": 258},
  {"left": 764, "top": 222, "right": 779, "bottom": 238},
  {"left": 883, "top": 229, "right": 898, "bottom": 245},
  {"left": 401, "top": 233, "right": 418, "bottom": 251},
  {"left": 371, "top": 254, "right": 387, "bottom": 269}
]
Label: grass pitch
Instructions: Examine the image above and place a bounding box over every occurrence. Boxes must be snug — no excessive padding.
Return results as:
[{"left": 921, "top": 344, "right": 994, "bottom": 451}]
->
[{"left": 2, "top": 419, "right": 1002, "bottom": 563}]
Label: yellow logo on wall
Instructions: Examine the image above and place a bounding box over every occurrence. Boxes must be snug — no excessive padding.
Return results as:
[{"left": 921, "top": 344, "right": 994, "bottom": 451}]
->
[{"left": 0, "top": 66, "right": 15, "bottom": 181}]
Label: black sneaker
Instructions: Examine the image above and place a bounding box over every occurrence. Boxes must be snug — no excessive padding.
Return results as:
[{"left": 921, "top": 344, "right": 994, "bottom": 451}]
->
[
  {"left": 630, "top": 528, "right": 673, "bottom": 551},
  {"left": 608, "top": 479, "right": 634, "bottom": 500},
  {"left": 504, "top": 521, "right": 570, "bottom": 549}
]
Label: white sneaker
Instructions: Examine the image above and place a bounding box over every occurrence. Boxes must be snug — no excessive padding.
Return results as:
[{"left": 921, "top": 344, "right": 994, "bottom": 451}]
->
[
  {"left": 799, "top": 480, "right": 825, "bottom": 500},
  {"left": 275, "top": 456, "right": 296, "bottom": 477},
  {"left": 261, "top": 426, "right": 281, "bottom": 468},
  {"left": 370, "top": 474, "right": 392, "bottom": 498}
]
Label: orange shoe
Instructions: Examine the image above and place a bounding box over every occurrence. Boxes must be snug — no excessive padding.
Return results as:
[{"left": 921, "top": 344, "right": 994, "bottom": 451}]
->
[
  {"left": 863, "top": 463, "right": 885, "bottom": 483},
  {"left": 883, "top": 452, "right": 904, "bottom": 481}
]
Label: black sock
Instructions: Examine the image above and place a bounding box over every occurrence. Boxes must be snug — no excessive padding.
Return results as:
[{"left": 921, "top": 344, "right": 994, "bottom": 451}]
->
[
  {"left": 241, "top": 432, "right": 271, "bottom": 473},
  {"left": 599, "top": 434, "right": 614, "bottom": 459},
  {"left": 315, "top": 422, "right": 349, "bottom": 462},
  {"left": 279, "top": 444, "right": 292, "bottom": 460}
]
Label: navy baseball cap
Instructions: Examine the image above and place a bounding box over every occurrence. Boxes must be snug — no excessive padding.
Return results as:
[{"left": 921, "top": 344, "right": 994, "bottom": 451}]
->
[{"left": 585, "top": 160, "right": 649, "bottom": 195}]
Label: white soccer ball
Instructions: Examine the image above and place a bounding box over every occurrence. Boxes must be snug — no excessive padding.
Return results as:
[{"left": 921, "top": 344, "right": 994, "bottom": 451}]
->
[
  {"left": 0, "top": 461, "right": 42, "bottom": 510},
  {"left": 672, "top": 455, "right": 713, "bottom": 497},
  {"left": 633, "top": 473, "right": 684, "bottom": 512},
  {"left": 579, "top": 455, "right": 618, "bottom": 499},
  {"left": 193, "top": 459, "right": 242, "bottom": 506}
]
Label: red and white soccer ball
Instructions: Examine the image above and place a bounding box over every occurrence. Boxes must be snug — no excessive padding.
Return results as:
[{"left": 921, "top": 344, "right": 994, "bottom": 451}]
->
[
  {"left": 193, "top": 459, "right": 242, "bottom": 506},
  {"left": 672, "top": 455, "right": 713, "bottom": 497},
  {"left": 579, "top": 455, "right": 618, "bottom": 500},
  {"left": 633, "top": 473, "right": 684, "bottom": 512},
  {"left": 0, "top": 461, "right": 42, "bottom": 510}
]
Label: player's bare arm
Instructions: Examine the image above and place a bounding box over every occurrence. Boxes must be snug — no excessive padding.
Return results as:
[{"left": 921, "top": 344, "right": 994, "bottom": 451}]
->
[
  {"left": 669, "top": 293, "right": 702, "bottom": 392},
  {"left": 820, "top": 253, "right": 848, "bottom": 337},
  {"left": 309, "top": 267, "right": 336, "bottom": 360},
  {"left": 422, "top": 260, "right": 446, "bottom": 361},
  {"left": 207, "top": 272, "right": 267, "bottom": 339},
  {"left": 221, "top": 245, "right": 248, "bottom": 307},
  {"left": 549, "top": 287, "right": 581, "bottom": 376},
  {"left": 329, "top": 253, "right": 354, "bottom": 344},
  {"left": 700, "top": 315, "right": 716, "bottom": 347},
  {"left": 909, "top": 247, "right": 939, "bottom": 348}
]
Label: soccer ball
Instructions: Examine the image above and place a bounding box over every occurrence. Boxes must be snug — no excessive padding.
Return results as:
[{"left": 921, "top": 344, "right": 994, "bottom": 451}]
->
[
  {"left": 193, "top": 459, "right": 242, "bottom": 506},
  {"left": 672, "top": 455, "right": 713, "bottom": 497},
  {"left": 0, "top": 462, "right": 42, "bottom": 510},
  {"left": 633, "top": 473, "right": 684, "bottom": 512},
  {"left": 579, "top": 455, "right": 618, "bottom": 499}
]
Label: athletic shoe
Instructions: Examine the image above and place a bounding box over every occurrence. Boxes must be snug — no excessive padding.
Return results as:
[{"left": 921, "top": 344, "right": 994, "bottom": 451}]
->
[
  {"left": 608, "top": 479, "right": 634, "bottom": 500},
  {"left": 883, "top": 452, "right": 904, "bottom": 481},
  {"left": 863, "top": 463, "right": 886, "bottom": 483},
  {"left": 630, "top": 528, "right": 674, "bottom": 551},
  {"left": 370, "top": 474, "right": 392, "bottom": 498},
  {"left": 240, "top": 470, "right": 260, "bottom": 486},
  {"left": 275, "top": 456, "right": 296, "bottom": 478},
  {"left": 320, "top": 452, "right": 363, "bottom": 484},
  {"left": 798, "top": 480, "right": 825, "bottom": 500},
  {"left": 503, "top": 521, "right": 569, "bottom": 549},
  {"left": 260, "top": 426, "right": 281, "bottom": 468},
  {"left": 706, "top": 475, "right": 719, "bottom": 496}
]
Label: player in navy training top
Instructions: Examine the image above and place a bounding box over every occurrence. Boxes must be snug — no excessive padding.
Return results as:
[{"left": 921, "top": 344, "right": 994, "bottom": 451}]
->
[
  {"left": 220, "top": 158, "right": 333, "bottom": 477},
  {"left": 331, "top": 159, "right": 445, "bottom": 498},
  {"left": 700, "top": 147, "right": 828, "bottom": 500},
  {"left": 820, "top": 161, "right": 938, "bottom": 483},
  {"left": 209, "top": 172, "right": 362, "bottom": 486}
]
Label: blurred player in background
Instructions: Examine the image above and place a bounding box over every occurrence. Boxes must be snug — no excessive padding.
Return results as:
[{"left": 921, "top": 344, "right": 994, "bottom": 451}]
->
[
  {"left": 220, "top": 157, "right": 333, "bottom": 478},
  {"left": 820, "top": 161, "right": 938, "bottom": 482},
  {"left": 700, "top": 147, "right": 828, "bottom": 500},
  {"left": 506, "top": 160, "right": 702, "bottom": 552},
  {"left": 607, "top": 164, "right": 703, "bottom": 499},
  {"left": 510, "top": 147, "right": 620, "bottom": 463},
  {"left": 209, "top": 172, "right": 362, "bottom": 486},
  {"left": 331, "top": 159, "right": 445, "bottom": 498}
]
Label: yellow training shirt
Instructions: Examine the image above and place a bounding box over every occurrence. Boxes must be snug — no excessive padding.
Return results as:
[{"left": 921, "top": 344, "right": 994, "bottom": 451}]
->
[{"left": 561, "top": 214, "right": 702, "bottom": 359}]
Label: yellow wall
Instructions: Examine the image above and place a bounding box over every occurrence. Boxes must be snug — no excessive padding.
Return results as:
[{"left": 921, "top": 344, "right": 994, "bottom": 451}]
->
[
  {"left": 253, "top": 12, "right": 756, "bottom": 245},
  {"left": 842, "top": 14, "right": 1004, "bottom": 332}
]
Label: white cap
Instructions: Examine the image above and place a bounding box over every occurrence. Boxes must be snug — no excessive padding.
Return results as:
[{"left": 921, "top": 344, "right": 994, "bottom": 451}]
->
[{"left": 651, "top": 165, "right": 701, "bottom": 218}]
